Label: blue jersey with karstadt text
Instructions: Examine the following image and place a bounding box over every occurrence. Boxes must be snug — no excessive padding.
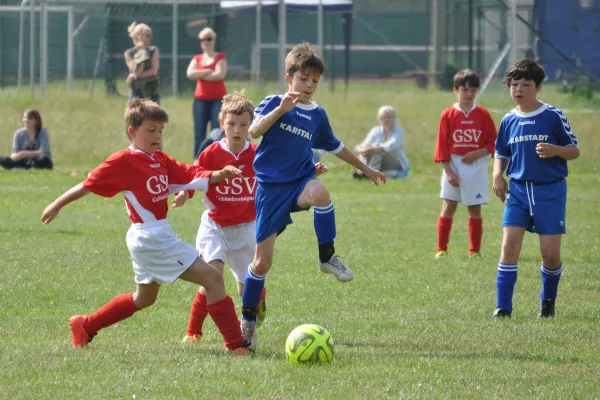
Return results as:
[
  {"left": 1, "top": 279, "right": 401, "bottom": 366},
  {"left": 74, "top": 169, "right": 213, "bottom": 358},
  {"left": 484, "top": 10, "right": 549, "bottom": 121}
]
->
[
  {"left": 495, "top": 103, "right": 578, "bottom": 183},
  {"left": 253, "top": 95, "right": 344, "bottom": 184}
]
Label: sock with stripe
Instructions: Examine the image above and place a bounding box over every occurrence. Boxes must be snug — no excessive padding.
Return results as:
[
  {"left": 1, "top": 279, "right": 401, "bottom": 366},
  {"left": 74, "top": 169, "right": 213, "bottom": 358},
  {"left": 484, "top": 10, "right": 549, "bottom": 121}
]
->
[
  {"left": 314, "top": 201, "right": 336, "bottom": 263},
  {"left": 540, "top": 263, "right": 562, "bottom": 301},
  {"left": 496, "top": 263, "right": 518, "bottom": 313},
  {"left": 241, "top": 265, "right": 266, "bottom": 321}
]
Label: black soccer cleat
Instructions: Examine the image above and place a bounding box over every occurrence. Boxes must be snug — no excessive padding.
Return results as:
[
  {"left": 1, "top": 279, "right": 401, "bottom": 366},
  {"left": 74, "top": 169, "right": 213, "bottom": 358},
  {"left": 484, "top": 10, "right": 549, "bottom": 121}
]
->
[
  {"left": 493, "top": 308, "right": 512, "bottom": 318},
  {"left": 538, "top": 299, "right": 556, "bottom": 318}
]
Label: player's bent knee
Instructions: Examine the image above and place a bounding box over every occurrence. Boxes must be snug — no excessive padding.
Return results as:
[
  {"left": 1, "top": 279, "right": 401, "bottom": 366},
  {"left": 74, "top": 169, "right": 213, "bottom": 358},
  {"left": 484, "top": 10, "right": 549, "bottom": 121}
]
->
[
  {"left": 311, "top": 185, "right": 330, "bottom": 206},
  {"left": 252, "top": 258, "right": 272, "bottom": 276},
  {"left": 133, "top": 294, "right": 157, "bottom": 310}
]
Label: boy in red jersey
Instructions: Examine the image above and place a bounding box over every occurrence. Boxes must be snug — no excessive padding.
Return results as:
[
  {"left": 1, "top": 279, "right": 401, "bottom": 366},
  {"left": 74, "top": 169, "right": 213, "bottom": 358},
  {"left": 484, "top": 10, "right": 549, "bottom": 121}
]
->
[
  {"left": 41, "top": 99, "right": 251, "bottom": 354},
  {"left": 174, "top": 92, "right": 326, "bottom": 347},
  {"left": 434, "top": 69, "right": 497, "bottom": 258}
]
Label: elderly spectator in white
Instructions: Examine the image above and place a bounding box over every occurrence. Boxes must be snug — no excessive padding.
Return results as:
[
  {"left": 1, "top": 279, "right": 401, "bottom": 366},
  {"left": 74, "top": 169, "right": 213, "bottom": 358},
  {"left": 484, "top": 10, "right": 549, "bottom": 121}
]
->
[{"left": 353, "top": 105, "right": 410, "bottom": 179}]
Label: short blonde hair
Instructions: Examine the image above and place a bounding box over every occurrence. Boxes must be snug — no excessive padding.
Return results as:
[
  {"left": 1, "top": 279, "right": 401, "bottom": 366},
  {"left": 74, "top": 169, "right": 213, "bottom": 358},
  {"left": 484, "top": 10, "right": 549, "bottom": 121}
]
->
[
  {"left": 219, "top": 90, "right": 254, "bottom": 120},
  {"left": 128, "top": 22, "right": 151, "bottom": 43},
  {"left": 199, "top": 27, "right": 216, "bottom": 40},
  {"left": 124, "top": 99, "right": 168, "bottom": 140},
  {"left": 377, "top": 105, "right": 396, "bottom": 120},
  {"left": 285, "top": 42, "right": 326, "bottom": 76}
]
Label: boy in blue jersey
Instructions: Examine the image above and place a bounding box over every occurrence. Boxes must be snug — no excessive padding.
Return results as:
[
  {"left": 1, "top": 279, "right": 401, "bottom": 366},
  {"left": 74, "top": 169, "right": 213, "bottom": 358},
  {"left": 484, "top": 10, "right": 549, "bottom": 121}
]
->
[
  {"left": 240, "top": 42, "right": 386, "bottom": 348},
  {"left": 492, "top": 59, "right": 579, "bottom": 319}
]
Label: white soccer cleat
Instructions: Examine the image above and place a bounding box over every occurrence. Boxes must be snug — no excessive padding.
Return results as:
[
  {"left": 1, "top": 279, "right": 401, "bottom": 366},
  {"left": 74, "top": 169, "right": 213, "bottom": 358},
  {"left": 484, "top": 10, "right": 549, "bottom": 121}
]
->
[
  {"left": 241, "top": 319, "right": 257, "bottom": 350},
  {"left": 319, "top": 254, "right": 354, "bottom": 282}
]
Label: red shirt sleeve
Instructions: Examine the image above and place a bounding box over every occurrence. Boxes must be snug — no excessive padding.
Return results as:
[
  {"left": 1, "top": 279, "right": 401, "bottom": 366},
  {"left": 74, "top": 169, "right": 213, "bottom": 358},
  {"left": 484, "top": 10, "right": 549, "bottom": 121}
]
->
[
  {"left": 187, "top": 146, "right": 213, "bottom": 199},
  {"left": 215, "top": 53, "right": 226, "bottom": 63},
  {"left": 434, "top": 110, "right": 451, "bottom": 163},
  {"left": 82, "top": 152, "right": 128, "bottom": 197},
  {"left": 162, "top": 152, "right": 212, "bottom": 194},
  {"left": 483, "top": 110, "right": 498, "bottom": 155}
]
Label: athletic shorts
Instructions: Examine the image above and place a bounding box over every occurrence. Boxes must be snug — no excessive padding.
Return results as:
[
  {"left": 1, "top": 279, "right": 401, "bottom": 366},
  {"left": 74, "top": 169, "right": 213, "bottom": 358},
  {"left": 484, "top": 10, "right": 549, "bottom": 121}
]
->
[
  {"left": 440, "top": 154, "right": 489, "bottom": 206},
  {"left": 255, "top": 177, "right": 314, "bottom": 243},
  {"left": 502, "top": 179, "right": 567, "bottom": 235},
  {"left": 196, "top": 211, "right": 255, "bottom": 283},
  {"left": 126, "top": 219, "right": 198, "bottom": 285}
]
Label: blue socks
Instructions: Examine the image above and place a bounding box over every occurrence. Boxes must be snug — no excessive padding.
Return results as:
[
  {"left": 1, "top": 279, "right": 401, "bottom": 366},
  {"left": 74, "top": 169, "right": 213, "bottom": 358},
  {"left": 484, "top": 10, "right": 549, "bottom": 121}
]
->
[
  {"left": 314, "top": 201, "right": 336, "bottom": 263},
  {"left": 540, "top": 263, "right": 562, "bottom": 301},
  {"left": 496, "top": 263, "right": 518, "bottom": 313},
  {"left": 241, "top": 265, "right": 266, "bottom": 321}
]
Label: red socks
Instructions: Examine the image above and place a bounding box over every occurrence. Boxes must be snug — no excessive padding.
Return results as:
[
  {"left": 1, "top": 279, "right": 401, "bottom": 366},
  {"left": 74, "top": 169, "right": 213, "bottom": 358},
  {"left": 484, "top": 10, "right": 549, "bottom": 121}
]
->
[
  {"left": 468, "top": 217, "right": 483, "bottom": 255},
  {"left": 437, "top": 217, "right": 453, "bottom": 252},
  {"left": 186, "top": 291, "right": 209, "bottom": 336},
  {"left": 207, "top": 296, "right": 244, "bottom": 350},
  {"left": 84, "top": 292, "right": 138, "bottom": 336}
]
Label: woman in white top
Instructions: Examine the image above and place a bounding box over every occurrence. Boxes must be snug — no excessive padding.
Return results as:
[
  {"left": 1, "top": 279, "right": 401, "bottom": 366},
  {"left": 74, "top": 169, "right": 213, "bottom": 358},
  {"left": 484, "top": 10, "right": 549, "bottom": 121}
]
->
[{"left": 353, "top": 105, "right": 410, "bottom": 179}]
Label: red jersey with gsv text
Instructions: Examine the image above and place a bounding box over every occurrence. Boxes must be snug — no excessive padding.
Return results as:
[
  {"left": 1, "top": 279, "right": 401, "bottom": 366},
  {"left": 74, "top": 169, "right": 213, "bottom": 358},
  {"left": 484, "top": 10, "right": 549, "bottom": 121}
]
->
[
  {"left": 434, "top": 104, "right": 497, "bottom": 162},
  {"left": 195, "top": 140, "right": 257, "bottom": 227},
  {"left": 83, "top": 148, "right": 213, "bottom": 224}
]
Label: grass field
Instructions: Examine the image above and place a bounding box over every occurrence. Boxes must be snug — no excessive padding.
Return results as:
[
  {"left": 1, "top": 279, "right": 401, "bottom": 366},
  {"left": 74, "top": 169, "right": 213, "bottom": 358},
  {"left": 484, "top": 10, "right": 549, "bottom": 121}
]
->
[{"left": 1, "top": 81, "right": 600, "bottom": 399}]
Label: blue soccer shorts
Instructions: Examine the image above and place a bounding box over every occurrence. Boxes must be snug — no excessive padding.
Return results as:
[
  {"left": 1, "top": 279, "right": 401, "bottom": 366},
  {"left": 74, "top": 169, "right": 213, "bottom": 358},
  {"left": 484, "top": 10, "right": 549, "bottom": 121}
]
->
[
  {"left": 255, "top": 177, "right": 315, "bottom": 243},
  {"left": 502, "top": 179, "right": 567, "bottom": 235}
]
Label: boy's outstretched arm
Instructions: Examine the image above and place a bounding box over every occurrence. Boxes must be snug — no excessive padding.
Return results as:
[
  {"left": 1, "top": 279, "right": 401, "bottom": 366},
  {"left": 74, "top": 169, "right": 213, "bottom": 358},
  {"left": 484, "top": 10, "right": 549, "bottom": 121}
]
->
[
  {"left": 41, "top": 183, "right": 90, "bottom": 224},
  {"left": 249, "top": 92, "right": 300, "bottom": 139},
  {"left": 335, "top": 147, "right": 386, "bottom": 186}
]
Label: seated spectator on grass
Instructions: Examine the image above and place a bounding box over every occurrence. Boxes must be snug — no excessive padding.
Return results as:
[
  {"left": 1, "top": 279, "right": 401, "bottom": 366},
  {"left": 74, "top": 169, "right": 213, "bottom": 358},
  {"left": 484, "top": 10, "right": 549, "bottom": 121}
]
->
[
  {"left": 353, "top": 105, "right": 410, "bottom": 179},
  {"left": 0, "top": 109, "right": 53, "bottom": 170}
]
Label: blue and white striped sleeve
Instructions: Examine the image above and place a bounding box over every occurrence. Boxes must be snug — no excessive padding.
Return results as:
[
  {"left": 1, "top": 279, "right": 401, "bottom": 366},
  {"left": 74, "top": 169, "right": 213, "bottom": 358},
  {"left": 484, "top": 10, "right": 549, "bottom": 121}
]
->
[
  {"left": 253, "top": 95, "right": 281, "bottom": 123},
  {"left": 550, "top": 107, "right": 579, "bottom": 147},
  {"left": 494, "top": 117, "right": 510, "bottom": 159}
]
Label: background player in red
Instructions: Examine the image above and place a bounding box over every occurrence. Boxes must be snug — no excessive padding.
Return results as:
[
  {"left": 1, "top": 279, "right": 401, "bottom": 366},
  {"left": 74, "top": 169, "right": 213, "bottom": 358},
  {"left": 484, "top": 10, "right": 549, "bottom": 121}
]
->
[
  {"left": 173, "top": 91, "right": 327, "bottom": 347},
  {"left": 41, "top": 99, "right": 251, "bottom": 354},
  {"left": 434, "top": 69, "right": 497, "bottom": 258}
]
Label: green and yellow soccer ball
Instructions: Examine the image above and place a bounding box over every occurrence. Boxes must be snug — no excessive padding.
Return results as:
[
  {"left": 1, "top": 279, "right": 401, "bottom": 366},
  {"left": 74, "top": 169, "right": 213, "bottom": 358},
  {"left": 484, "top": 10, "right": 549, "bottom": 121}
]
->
[{"left": 285, "top": 324, "right": 334, "bottom": 365}]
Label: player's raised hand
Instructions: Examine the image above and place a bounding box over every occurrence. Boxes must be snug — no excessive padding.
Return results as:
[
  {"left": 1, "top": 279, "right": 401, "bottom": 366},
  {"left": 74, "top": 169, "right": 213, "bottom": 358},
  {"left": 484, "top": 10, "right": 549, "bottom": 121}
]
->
[
  {"left": 493, "top": 174, "right": 508, "bottom": 203},
  {"left": 364, "top": 167, "right": 386, "bottom": 186},
  {"left": 279, "top": 91, "right": 301, "bottom": 112},
  {"left": 171, "top": 190, "right": 189, "bottom": 209},
  {"left": 211, "top": 165, "right": 242, "bottom": 183},
  {"left": 314, "top": 162, "right": 328, "bottom": 177},
  {"left": 41, "top": 203, "right": 60, "bottom": 224},
  {"left": 536, "top": 143, "right": 558, "bottom": 159}
]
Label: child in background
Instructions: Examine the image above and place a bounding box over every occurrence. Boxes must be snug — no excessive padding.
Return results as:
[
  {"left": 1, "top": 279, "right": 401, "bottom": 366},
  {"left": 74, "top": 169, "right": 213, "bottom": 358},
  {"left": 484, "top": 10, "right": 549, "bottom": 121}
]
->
[
  {"left": 492, "top": 59, "right": 579, "bottom": 318},
  {"left": 434, "top": 69, "right": 497, "bottom": 258},
  {"left": 41, "top": 99, "right": 250, "bottom": 354}
]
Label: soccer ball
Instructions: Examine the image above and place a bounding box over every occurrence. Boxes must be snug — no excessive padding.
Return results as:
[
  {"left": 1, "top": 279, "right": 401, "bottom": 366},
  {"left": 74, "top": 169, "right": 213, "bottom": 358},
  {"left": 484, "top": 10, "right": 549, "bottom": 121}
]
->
[{"left": 285, "top": 324, "right": 334, "bottom": 365}]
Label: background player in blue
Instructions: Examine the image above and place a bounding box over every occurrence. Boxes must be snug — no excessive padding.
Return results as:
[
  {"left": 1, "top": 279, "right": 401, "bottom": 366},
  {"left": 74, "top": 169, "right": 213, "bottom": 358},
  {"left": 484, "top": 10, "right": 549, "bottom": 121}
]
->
[
  {"left": 492, "top": 59, "right": 579, "bottom": 319},
  {"left": 240, "top": 42, "right": 386, "bottom": 349}
]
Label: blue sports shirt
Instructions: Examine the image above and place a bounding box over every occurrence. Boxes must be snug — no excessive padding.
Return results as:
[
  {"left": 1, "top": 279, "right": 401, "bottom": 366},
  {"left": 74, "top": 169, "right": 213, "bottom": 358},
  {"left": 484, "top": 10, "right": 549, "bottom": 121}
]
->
[
  {"left": 253, "top": 95, "right": 344, "bottom": 184},
  {"left": 495, "top": 103, "right": 578, "bottom": 182}
]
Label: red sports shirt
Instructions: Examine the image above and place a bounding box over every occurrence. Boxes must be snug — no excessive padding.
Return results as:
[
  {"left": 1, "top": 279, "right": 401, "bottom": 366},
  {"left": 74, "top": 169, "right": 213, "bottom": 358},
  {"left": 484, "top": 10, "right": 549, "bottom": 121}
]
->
[
  {"left": 434, "top": 104, "right": 497, "bottom": 163},
  {"left": 194, "top": 140, "right": 257, "bottom": 227},
  {"left": 83, "top": 148, "right": 213, "bottom": 224},
  {"left": 193, "top": 53, "right": 227, "bottom": 100}
]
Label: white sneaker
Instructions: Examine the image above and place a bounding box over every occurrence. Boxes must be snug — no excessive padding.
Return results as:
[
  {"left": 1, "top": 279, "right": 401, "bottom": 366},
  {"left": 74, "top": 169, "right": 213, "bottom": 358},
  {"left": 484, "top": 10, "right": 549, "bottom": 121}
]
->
[
  {"left": 241, "top": 319, "right": 257, "bottom": 350},
  {"left": 319, "top": 254, "right": 354, "bottom": 282}
]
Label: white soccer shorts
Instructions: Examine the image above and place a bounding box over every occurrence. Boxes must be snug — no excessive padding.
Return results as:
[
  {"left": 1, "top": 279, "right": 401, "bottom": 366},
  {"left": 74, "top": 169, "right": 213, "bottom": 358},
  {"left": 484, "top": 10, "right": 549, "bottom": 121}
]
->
[
  {"left": 440, "top": 153, "right": 490, "bottom": 206},
  {"left": 196, "top": 211, "right": 256, "bottom": 284},
  {"left": 126, "top": 219, "right": 199, "bottom": 285}
]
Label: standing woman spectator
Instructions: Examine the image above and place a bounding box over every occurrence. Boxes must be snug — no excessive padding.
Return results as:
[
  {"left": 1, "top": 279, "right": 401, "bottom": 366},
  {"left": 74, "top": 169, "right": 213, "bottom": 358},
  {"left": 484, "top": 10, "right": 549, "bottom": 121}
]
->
[
  {"left": 187, "top": 27, "right": 228, "bottom": 159},
  {"left": 0, "top": 109, "right": 53, "bottom": 170},
  {"left": 124, "top": 22, "right": 160, "bottom": 104}
]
